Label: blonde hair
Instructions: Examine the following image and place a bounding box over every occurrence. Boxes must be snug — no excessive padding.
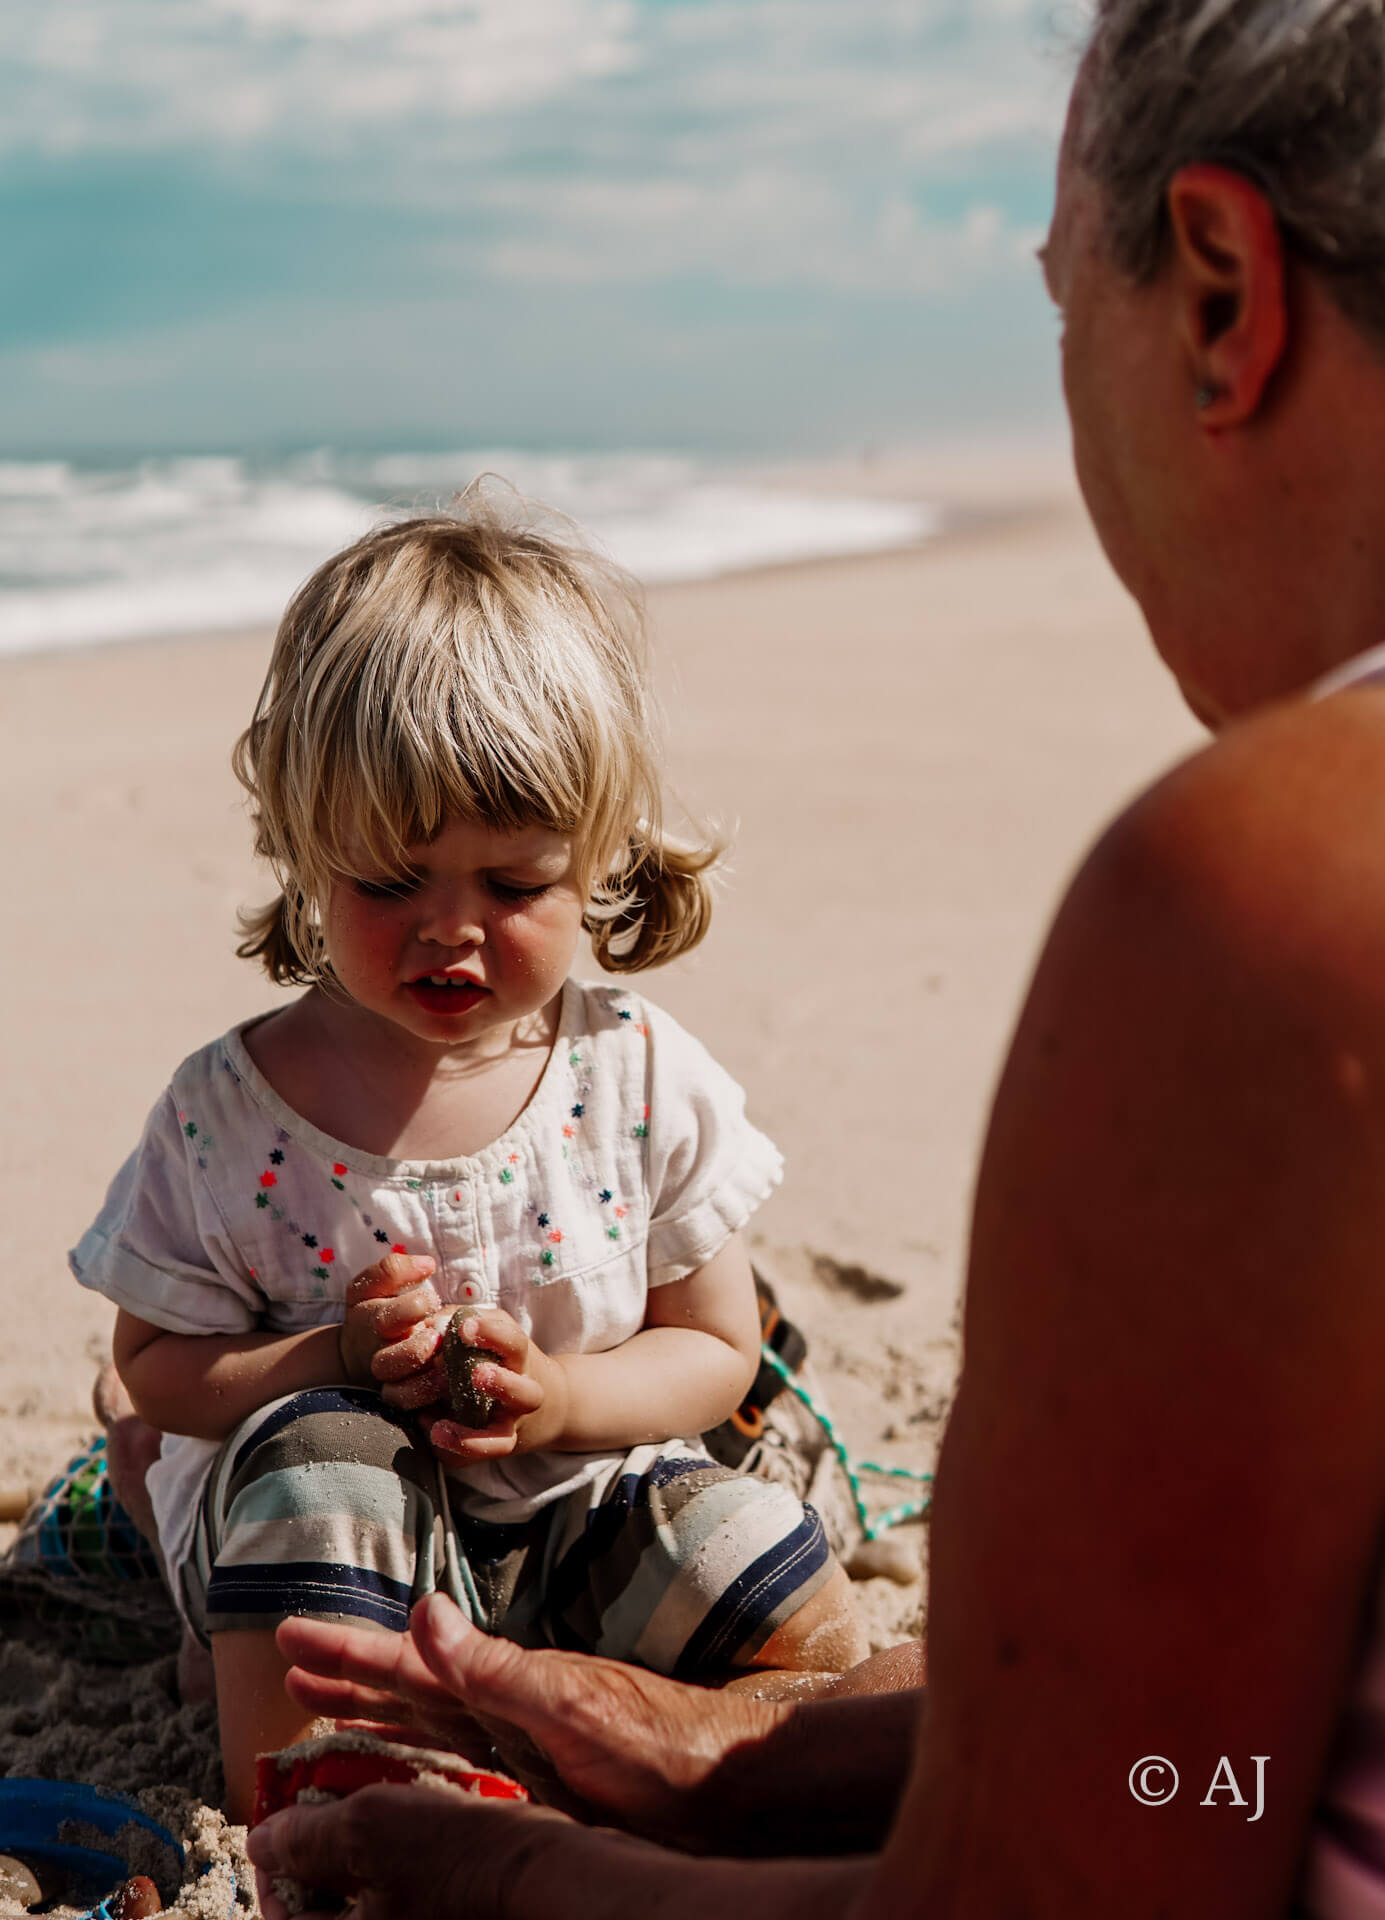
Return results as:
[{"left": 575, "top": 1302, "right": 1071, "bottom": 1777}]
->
[{"left": 233, "top": 489, "right": 721, "bottom": 986}]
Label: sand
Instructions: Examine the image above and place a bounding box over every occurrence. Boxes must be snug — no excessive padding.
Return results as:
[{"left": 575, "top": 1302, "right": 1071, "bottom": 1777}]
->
[{"left": 0, "top": 449, "right": 1201, "bottom": 1909}]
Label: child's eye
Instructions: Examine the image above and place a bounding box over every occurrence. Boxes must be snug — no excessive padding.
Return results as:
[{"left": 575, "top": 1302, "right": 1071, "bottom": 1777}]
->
[
  {"left": 352, "top": 875, "right": 419, "bottom": 901},
  {"left": 488, "top": 878, "right": 554, "bottom": 903}
]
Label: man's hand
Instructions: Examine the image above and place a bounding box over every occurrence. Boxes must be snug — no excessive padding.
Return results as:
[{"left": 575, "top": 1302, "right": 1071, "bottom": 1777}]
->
[
  {"left": 248, "top": 1779, "right": 574, "bottom": 1920},
  {"left": 277, "top": 1594, "right": 787, "bottom": 1839}
]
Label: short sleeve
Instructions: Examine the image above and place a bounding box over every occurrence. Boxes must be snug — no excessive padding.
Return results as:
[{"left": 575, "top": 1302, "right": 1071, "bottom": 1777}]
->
[
  {"left": 641, "top": 1004, "right": 783, "bottom": 1286},
  {"left": 69, "top": 1088, "right": 263, "bottom": 1335}
]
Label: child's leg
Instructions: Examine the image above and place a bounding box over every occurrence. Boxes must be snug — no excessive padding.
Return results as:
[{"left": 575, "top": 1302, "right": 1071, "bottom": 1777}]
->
[
  {"left": 719, "top": 1562, "right": 868, "bottom": 1696},
  {"left": 93, "top": 1360, "right": 217, "bottom": 1705},
  {"left": 212, "top": 1630, "right": 324, "bottom": 1822},
  {"left": 186, "top": 1386, "right": 466, "bottom": 1822},
  {"left": 503, "top": 1442, "right": 867, "bottom": 1688},
  {"left": 92, "top": 1360, "right": 162, "bottom": 1549}
]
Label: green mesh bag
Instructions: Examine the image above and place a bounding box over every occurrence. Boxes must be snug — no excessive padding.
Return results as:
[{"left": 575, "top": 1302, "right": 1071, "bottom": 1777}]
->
[{"left": 0, "top": 1437, "right": 180, "bottom": 1666}]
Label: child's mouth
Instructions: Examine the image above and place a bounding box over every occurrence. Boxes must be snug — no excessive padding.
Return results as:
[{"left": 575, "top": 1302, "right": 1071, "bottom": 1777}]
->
[{"left": 406, "top": 975, "right": 489, "bottom": 1016}]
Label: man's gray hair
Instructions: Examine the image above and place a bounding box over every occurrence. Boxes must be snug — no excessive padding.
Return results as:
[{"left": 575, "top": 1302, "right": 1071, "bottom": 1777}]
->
[{"left": 1079, "top": 0, "right": 1385, "bottom": 336}]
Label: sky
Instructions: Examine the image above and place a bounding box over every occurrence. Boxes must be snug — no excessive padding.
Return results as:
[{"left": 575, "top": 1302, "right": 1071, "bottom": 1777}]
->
[{"left": 0, "top": 0, "right": 1079, "bottom": 459}]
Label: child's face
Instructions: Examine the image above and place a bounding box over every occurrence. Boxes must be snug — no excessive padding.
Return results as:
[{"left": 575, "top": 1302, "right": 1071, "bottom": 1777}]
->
[{"left": 321, "top": 816, "right": 588, "bottom": 1054}]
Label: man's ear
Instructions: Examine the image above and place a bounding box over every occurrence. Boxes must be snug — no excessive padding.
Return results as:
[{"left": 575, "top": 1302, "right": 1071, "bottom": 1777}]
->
[{"left": 1166, "top": 164, "right": 1287, "bottom": 426}]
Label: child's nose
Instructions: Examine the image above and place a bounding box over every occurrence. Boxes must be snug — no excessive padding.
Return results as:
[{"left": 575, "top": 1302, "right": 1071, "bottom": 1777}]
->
[{"left": 418, "top": 887, "right": 485, "bottom": 949}]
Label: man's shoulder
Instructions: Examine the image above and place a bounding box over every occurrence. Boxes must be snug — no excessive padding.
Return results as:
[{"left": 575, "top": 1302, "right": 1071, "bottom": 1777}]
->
[{"left": 1077, "top": 688, "right": 1385, "bottom": 1007}]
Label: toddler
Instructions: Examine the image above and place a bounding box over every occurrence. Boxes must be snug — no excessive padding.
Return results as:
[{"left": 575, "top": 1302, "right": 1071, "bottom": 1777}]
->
[{"left": 71, "top": 498, "right": 864, "bottom": 1818}]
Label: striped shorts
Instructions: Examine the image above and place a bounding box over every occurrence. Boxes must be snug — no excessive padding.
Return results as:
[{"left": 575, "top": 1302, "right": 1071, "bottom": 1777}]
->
[{"left": 181, "top": 1387, "right": 833, "bottom": 1682}]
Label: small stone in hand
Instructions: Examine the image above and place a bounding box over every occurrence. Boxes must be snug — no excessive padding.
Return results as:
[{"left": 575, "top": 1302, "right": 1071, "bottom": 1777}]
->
[{"left": 442, "top": 1310, "right": 497, "bottom": 1428}]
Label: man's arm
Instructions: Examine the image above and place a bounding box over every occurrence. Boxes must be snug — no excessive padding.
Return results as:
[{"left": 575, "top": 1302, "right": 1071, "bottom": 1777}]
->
[
  {"left": 691, "top": 1667, "right": 924, "bottom": 1855},
  {"left": 864, "top": 701, "right": 1385, "bottom": 1918},
  {"left": 278, "top": 1601, "right": 922, "bottom": 1852}
]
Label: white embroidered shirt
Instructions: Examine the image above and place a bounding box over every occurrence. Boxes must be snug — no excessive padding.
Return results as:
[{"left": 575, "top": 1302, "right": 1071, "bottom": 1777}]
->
[{"left": 70, "top": 979, "right": 782, "bottom": 1599}]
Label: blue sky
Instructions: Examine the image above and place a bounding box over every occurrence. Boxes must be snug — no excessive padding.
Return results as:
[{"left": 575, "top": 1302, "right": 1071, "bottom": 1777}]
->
[{"left": 0, "top": 0, "right": 1077, "bottom": 458}]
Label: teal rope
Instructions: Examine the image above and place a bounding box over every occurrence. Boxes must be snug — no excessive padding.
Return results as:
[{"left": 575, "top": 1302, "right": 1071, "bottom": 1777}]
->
[{"left": 760, "top": 1347, "right": 933, "bottom": 1541}]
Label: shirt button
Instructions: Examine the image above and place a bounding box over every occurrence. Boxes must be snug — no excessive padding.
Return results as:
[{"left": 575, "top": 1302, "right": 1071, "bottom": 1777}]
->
[{"left": 461, "top": 1280, "right": 480, "bottom": 1301}]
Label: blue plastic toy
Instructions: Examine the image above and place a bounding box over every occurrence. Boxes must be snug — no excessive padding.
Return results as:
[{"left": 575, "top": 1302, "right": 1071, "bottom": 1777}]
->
[{"left": 0, "top": 1780, "right": 182, "bottom": 1918}]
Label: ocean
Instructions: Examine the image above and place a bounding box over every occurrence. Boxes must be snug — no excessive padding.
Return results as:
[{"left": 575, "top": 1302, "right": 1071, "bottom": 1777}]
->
[{"left": 0, "top": 449, "right": 939, "bottom": 659}]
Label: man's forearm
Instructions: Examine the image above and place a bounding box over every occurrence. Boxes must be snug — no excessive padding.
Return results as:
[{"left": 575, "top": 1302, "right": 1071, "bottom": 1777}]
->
[
  {"left": 516, "top": 1825, "right": 867, "bottom": 1920},
  {"left": 690, "top": 1660, "right": 925, "bottom": 1856}
]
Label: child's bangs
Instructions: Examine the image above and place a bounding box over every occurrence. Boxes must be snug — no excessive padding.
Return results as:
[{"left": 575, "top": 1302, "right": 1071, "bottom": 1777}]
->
[{"left": 304, "top": 626, "right": 616, "bottom": 887}]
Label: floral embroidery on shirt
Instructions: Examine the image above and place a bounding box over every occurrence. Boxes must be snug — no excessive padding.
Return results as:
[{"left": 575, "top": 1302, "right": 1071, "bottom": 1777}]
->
[{"left": 177, "top": 1111, "right": 218, "bottom": 1162}]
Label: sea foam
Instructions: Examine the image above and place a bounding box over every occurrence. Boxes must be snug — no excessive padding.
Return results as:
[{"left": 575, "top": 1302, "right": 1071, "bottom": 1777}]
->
[{"left": 0, "top": 451, "right": 938, "bottom": 658}]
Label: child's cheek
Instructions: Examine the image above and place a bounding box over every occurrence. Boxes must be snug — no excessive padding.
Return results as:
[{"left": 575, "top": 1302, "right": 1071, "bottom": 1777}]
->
[
  {"left": 324, "top": 894, "right": 407, "bottom": 986},
  {"left": 506, "top": 899, "right": 584, "bottom": 984}
]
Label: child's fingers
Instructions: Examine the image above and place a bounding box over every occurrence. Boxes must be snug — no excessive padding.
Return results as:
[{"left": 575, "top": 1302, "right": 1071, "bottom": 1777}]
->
[
  {"left": 354, "top": 1287, "right": 444, "bottom": 1344},
  {"left": 370, "top": 1322, "right": 444, "bottom": 1382},
  {"left": 473, "top": 1364, "right": 544, "bottom": 1418},
  {"left": 446, "top": 1306, "right": 528, "bottom": 1367},
  {"left": 346, "top": 1253, "right": 437, "bottom": 1307},
  {"left": 380, "top": 1361, "right": 448, "bottom": 1410},
  {"left": 423, "top": 1413, "right": 520, "bottom": 1461}
]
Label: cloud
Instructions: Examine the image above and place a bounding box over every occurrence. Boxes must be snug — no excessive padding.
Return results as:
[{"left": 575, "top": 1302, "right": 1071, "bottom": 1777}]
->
[
  {"left": 0, "top": 0, "right": 1071, "bottom": 429},
  {"left": 0, "top": 0, "right": 1068, "bottom": 168},
  {"left": 476, "top": 173, "right": 1043, "bottom": 295},
  {"left": 0, "top": 0, "right": 643, "bottom": 154}
]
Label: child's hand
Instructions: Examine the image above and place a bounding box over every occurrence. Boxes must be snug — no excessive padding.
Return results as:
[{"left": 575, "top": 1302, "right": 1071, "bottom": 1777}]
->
[
  {"left": 419, "top": 1308, "right": 564, "bottom": 1463},
  {"left": 339, "top": 1253, "right": 444, "bottom": 1390}
]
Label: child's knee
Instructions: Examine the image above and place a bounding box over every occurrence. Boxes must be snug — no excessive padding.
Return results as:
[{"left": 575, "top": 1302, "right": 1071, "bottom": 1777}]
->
[
  {"left": 195, "top": 1387, "right": 438, "bottom": 1641},
  {"left": 739, "top": 1560, "right": 868, "bottom": 1676}
]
